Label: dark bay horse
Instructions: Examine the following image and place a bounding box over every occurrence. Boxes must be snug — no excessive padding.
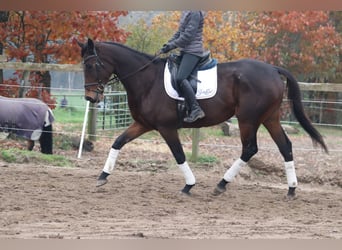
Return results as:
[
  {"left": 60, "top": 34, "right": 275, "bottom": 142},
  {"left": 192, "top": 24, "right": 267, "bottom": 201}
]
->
[
  {"left": 78, "top": 38, "right": 327, "bottom": 198},
  {"left": 0, "top": 96, "right": 54, "bottom": 154}
]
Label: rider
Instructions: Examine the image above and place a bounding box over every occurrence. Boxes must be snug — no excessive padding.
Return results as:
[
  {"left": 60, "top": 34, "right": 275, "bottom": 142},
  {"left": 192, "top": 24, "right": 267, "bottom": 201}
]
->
[{"left": 160, "top": 11, "right": 206, "bottom": 123}]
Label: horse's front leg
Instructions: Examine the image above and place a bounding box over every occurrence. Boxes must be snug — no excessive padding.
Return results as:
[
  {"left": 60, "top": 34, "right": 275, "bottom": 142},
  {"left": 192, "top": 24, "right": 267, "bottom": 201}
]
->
[
  {"left": 158, "top": 128, "right": 195, "bottom": 195},
  {"left": 96, "top": 122, "right": 151, "bottom": 187}
]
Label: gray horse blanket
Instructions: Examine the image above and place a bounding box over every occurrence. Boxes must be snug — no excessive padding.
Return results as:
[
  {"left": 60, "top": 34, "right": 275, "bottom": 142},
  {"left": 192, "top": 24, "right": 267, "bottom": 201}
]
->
[{"left": 0, "top": 96, "right": 54, "bottom": 141}]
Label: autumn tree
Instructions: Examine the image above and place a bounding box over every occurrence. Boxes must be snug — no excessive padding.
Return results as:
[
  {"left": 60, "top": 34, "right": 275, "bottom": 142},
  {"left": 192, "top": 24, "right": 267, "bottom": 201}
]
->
[
  {"left": 102, "top": 10, "right": 342, "bottom": 84},
  {"left": 328, "top": 11, "right": 342, "bottom": 82},
  {"left": 203, "top": 11, "right": 236, "bottom": 62},
  {"left": 125, "top": 11, "right": 180, "bottom": 54},
  {"left": 124, "top": 11, "right": 265, "bottom": 62},
  {"left": 0, "top": 11, "right": 9, "bottom": 84},
  {"left": 203, "top": 11, "right": 341, "bottom": 82},
  {"left": 0, "top": 11, "right": 129, "bottom": 105},
  {"left": 203, "top": 11, "right": 267, "bottom": 61},
  {"left": 256, "top": 11, "right": 341, "bottom": 82}
]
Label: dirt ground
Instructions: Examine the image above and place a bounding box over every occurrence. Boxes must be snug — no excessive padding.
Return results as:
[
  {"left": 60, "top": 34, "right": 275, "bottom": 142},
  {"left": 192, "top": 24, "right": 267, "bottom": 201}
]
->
[{"left": 0, "top": 127, "right": 341, "bottom": 239}]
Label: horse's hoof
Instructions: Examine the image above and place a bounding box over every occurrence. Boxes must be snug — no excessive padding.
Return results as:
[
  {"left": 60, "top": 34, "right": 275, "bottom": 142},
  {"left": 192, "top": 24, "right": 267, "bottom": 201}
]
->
[
  {"left": 285, "top": 187, "right": 297, "bottom": 200},
  {"left": 181, "top": 184, "right": 194, "bottom": 194},
  {"left": 285, "top": 193, "right": 297, "bottom": 201},
  {"left": 96, "top": 179, "right": 108, "bottom": 187},
  {"left": 180, "top": 190, "right": 192, "bottom": 196},
  {"left": 212, "top": 185, "right": 226, "bottom": 196}
]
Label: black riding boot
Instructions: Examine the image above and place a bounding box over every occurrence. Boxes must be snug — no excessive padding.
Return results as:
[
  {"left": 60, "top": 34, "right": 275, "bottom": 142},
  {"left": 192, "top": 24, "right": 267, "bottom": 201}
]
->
[{"left": 180, "top": 79, "right": 205, "bottom": 123}]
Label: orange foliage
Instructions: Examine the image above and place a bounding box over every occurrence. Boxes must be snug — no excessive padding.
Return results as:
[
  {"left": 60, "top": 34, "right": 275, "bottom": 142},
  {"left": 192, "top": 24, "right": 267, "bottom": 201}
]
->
[
  {"left": 24, "top": 73, "right": 57, "bottom": 109},
  {"left": 256, "top": 11, "right": 341, "bottom": 80},
  {"left": 25, "top": 87, "right": 56, "bottom": 110},
  {"left": 0, "top": 78, "right": 20, "bottom": 97},
  {"left": 157, "top": 11, "right": 341, "bottom": 81},
  {"left": 0, "top": 11, "right": 129, "bottom": 64},
  {"left": 0, "top": 11, "right": 129, "bottom": 106},
  {"left": 0, "top": 74, "right": 56, "bottom": 109}
]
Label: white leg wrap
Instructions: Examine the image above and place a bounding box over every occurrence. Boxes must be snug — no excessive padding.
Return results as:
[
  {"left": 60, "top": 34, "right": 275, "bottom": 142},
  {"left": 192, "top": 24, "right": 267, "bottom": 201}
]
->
[
  {"left": 178, "top": 162, "right": 196, "bottom": 185},
  {"left": 103, "top": 148, "right": 119, "bottom": 174},
  {"left": 284, "top": 161, "right": 297, "bottom": 188},
  {"left": 223, "top": 158, "right": 247, "bottom": 182}
]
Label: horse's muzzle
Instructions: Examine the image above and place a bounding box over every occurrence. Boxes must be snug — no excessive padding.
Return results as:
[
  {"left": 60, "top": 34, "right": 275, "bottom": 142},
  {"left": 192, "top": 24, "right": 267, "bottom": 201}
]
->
[
  {"left": 85, "top": 95, "right": 97, "bottom": 103},
  {"left": 84, "top": 89, "right": 103, "bottom": 103}
]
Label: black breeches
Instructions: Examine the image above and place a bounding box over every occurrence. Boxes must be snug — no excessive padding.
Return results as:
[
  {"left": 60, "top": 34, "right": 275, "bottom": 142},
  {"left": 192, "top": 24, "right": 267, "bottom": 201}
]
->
[{"left": 175, "top": 53, "right": 200, "bottom": 85}]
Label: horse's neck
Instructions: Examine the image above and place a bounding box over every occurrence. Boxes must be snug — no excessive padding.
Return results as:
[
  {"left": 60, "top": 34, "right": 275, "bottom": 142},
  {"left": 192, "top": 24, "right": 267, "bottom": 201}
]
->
[
  {"left": 122, "top": 60, "right": 164, "bottom": 104},
  {"left": 102, "top": 43, "right": 164, "bottom": 100},
  {"left": 109, "top": 48, "right": 158, "bottom": 85},
  {"left": 104, "top": 44, "right": 149, "bottom": 76}
]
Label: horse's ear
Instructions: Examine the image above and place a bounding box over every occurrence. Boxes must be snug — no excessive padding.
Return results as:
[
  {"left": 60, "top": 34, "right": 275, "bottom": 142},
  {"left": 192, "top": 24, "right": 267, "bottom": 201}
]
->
[
  {"left": 76, "top": 40, "right": 85, "bottom": 49},
  {"left": 87, "top": 38, "right": 95, "bottom": 51}
]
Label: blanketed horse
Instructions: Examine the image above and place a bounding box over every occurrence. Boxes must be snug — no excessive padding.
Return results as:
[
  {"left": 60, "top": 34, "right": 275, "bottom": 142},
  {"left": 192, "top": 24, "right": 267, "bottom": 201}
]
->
[
  {"left": 0, "top": 96, "right": 54, "bottom": 154},
  {"left": 78, "top": 38, "right": 327, "bottom": 198}
]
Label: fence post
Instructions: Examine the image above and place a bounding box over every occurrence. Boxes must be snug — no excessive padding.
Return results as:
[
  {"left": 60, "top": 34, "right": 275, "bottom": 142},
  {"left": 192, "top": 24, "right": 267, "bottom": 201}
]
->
[
  {"left": 78, "top": 101, "right": 90, "bottom": 159},
  {"left": 87, "top": 102, "right": 97, "bottom": 141}
]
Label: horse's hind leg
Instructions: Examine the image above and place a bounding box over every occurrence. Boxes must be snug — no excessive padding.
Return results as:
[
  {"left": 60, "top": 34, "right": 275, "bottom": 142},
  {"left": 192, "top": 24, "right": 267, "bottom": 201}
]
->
[
  {"left": 214, "top": 122, "right": 259, "bottom": 195},
  {"left": 263, "top": 117, "right": 297, "bottom": 198},
  {"left": 27, "top": 140, "right": 34, "bottom": 151},
  {"left": 97, "top": 121, "right": 151, "bottom": 187},
  {"left": 39, "top": 125, "right": 53, "bottom": 154}
]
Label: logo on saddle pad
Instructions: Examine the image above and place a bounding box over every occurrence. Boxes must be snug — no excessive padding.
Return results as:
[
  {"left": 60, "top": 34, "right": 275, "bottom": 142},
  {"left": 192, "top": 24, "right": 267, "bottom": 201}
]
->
[{"left": 164, "top": 62, "right": 218, "bottom": 101}]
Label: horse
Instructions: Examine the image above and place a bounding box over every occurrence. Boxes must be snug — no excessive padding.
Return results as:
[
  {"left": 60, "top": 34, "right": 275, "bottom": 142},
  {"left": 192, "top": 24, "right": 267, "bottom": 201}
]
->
[
  {"left": 0, "top": 96, "right": 54, "bottom": 154},
  {"left": 78, "top": 38, "right": 328, "bottom": 198}
]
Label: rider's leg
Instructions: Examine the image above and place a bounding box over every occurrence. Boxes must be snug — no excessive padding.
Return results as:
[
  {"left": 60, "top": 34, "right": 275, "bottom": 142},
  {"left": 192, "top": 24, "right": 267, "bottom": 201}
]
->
[
  {"left": 179, "top": 79, "right": 205, "bottom": 123},
  {"left": 176, "top": 53, "right": 205, "bottom": 123}
]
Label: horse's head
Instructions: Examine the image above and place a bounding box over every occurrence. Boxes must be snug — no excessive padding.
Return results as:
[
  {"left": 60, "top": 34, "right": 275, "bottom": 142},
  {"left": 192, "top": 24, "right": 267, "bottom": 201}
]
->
[{"left": 78, "top": 38, "right": 112, "bottom": 103}]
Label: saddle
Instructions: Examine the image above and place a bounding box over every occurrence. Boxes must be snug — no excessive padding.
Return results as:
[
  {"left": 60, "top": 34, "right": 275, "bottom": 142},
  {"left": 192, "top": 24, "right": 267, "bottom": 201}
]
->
[
  {"left": 166, "top": 52, "right": 217, "bottom": 127},
  {"left": 167, "top": 51, "right": 217, "bottom": 94}
]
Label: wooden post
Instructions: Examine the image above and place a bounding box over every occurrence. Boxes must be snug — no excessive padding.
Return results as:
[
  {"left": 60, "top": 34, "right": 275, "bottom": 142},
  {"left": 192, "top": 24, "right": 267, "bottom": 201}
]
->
[
  {"left": 87, "top": 102, "right": 97, "bottom": 141},
  {"left": 190, "top": 128, "right": 200, "bottom": 162}
]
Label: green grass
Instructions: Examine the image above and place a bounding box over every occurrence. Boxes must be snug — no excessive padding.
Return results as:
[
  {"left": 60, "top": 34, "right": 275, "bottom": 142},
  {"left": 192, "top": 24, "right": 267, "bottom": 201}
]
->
[
  {"left": 1, "top": 148, "right": 74, "bottom": 167},
  {"left": 51, "top": 91, "right": 86, "bottom": 111},
  {"left": 185, "top": 152, "right": 219, "bottom": 164},
  {"left": 53, "top": 107, "right": 86, "bottom": 124}
]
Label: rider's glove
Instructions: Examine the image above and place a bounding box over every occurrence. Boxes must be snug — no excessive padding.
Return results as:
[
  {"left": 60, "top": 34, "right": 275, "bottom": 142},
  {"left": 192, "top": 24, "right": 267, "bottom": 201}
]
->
[{"left": 160, "top": 43, "right": 176, "bottom": 54}]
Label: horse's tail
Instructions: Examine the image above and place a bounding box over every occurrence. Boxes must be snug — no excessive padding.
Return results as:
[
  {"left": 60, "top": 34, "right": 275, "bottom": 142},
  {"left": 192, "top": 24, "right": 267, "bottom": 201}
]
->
[{"left": 275, "top": 66, "right": 328, "bottom": 153}]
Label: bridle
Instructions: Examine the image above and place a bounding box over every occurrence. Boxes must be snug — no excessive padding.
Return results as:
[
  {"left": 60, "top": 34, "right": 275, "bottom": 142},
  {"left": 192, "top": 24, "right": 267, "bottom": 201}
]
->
[
  {"left": 82, "top": 47, "right": 161, "bottom": 95},
  {"left": 83, "top": 51, "right": 107, "bottom": 95}
]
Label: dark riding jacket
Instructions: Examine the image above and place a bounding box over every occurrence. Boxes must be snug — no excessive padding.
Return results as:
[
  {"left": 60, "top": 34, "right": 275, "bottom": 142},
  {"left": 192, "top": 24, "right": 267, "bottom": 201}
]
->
[{"left": 167, "top": 11, "right": 205, "bottom": 57}]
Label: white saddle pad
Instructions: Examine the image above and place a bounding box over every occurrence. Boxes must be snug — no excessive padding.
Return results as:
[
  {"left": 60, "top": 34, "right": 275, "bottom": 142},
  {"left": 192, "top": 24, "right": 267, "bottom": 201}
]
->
[{"left": 164, "top": 62, "right": 217, "bottom": 100}]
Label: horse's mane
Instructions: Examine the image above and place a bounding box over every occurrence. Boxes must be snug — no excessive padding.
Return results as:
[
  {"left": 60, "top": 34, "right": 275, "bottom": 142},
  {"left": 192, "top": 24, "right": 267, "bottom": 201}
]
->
[{"left": 102, "top": 42, "right": 165, "bottom": 63}]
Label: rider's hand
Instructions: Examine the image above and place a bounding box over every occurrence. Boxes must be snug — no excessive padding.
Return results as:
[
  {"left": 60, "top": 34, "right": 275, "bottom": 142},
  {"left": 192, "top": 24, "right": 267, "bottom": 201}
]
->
[{"left": 160, "top": 43, "right": 176, "bottom": 54}]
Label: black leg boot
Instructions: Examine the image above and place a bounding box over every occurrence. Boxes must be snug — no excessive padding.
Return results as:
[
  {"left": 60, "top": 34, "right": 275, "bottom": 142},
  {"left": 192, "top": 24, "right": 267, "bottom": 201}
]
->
[{"left": 180, "top": 79, "right": 205, "bottom": 123}]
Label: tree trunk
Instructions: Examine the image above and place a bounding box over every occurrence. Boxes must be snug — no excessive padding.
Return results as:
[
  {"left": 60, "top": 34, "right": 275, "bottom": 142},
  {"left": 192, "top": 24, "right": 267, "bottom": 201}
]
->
[
  {"left": 37, "top": 71, "right": 51, "bottom": 94},
  {"left": 0, "top": 43, "right": 3, "bottom": 84},
  {"left": 0, "top": 11, "right": 9, "bottom": 85},
  {"left": 19, "top": 70, "right": 30, "bottom": 97}
]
